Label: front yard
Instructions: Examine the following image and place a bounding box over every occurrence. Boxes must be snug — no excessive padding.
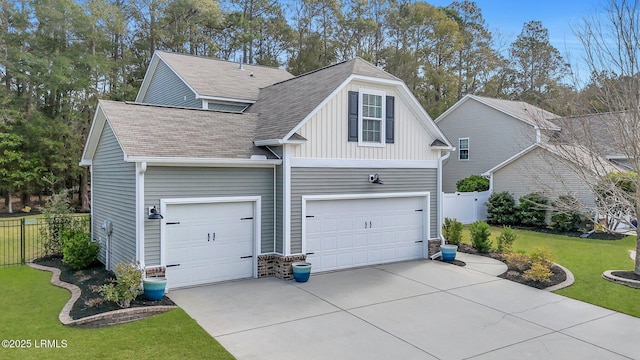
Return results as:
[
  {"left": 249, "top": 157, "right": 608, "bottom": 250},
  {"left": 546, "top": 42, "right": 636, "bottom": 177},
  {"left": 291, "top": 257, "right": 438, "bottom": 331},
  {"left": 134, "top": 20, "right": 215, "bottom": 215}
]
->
[
  {"left": 0, "top": 266, "right": 235, "bottom": 360},
  {"left": 461, "top": 226, "right": 640, "bottom": 317}
]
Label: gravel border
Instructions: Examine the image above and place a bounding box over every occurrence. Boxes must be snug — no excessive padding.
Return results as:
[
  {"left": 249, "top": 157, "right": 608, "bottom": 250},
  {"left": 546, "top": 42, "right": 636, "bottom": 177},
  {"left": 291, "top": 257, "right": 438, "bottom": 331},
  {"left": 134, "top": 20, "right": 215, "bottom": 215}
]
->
[{"left": 27, "top": 262, "right": 176, "bottom": 327}]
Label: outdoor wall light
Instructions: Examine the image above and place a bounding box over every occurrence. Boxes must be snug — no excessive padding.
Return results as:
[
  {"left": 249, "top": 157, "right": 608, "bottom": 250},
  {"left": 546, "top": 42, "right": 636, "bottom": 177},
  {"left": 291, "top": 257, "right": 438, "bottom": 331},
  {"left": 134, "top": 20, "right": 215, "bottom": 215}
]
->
[
  {"left": 368, "top": 174, "right": 384, "bottom": 185},
  {"left": 148, "top": 206, "right": 164, "bottom": 220}
]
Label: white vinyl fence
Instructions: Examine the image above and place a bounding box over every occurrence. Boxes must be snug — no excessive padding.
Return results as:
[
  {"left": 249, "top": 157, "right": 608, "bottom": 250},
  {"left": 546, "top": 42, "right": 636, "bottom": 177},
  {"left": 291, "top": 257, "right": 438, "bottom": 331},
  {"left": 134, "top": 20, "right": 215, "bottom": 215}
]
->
[{"left": 443, "top": 191, "right": 491, "bottom": 224}]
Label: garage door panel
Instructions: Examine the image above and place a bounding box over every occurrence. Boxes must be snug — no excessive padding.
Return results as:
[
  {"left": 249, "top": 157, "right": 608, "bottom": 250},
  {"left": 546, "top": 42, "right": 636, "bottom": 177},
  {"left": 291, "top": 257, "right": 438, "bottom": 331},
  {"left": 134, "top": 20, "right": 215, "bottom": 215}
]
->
[
  {"left": 165, "top": 201, "right": 255, "bottom": 289},
  {"left": 306, "top": 196, "right": 426, "bottom": 272}
]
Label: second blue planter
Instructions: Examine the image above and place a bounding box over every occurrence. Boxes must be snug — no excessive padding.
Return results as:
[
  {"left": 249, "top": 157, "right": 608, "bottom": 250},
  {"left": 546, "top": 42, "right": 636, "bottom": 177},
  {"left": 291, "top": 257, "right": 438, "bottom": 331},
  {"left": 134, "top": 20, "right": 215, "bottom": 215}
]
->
[{"left": 291, "top": 262, "right": 312, "bottom": 282}]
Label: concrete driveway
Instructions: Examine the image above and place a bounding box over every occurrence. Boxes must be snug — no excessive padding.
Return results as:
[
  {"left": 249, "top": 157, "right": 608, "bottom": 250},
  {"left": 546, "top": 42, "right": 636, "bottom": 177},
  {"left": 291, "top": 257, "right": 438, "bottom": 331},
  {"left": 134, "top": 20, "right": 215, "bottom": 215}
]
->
[{"left": 168, "top": 254, "right": 640, "bottom": 359}]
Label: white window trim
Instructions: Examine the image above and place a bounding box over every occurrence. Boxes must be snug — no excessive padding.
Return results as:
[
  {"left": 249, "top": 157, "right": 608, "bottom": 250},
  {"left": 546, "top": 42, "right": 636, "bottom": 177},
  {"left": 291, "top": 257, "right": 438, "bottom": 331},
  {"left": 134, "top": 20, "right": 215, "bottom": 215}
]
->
[
  {"left": 459, "top": 137, "right": 469, "bottom": 161},
  {"left": 358, "top": 89, "right": 386, "bottom": 148}
]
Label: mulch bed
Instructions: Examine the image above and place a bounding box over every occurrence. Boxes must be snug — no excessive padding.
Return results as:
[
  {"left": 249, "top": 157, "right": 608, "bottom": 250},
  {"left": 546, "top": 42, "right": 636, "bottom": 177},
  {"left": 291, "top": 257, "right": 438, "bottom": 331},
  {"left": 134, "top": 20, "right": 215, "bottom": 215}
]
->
[
  {"left": 33, "top": 256, "right": 175, "bottom": 320},
  {"left": 611, "top": 271, "right": 640, "bottom": 281},
  {"left": 518, "top": 226, "right": 626, "bottom": 240},
  {"left": 455, "top": 244, "right": 567, "bottom": 289}
]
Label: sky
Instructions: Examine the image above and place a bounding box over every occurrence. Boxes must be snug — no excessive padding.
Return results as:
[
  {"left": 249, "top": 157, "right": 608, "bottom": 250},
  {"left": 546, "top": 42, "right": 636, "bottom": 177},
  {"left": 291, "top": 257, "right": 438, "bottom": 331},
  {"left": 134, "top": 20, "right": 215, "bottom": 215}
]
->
[{"left": 428, "top": 0, "right": 608, "bottom": 83}]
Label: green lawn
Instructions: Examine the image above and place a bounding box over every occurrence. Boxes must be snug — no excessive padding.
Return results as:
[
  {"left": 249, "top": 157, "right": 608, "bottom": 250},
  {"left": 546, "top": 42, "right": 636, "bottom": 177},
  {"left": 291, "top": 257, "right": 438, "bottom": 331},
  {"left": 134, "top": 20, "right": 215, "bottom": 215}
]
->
[
  {"left": 461, "top": 226, "right": 640, "bottom": 317},
  {"left": 0, "top": 266, "right": 235, "bottom": 360}
]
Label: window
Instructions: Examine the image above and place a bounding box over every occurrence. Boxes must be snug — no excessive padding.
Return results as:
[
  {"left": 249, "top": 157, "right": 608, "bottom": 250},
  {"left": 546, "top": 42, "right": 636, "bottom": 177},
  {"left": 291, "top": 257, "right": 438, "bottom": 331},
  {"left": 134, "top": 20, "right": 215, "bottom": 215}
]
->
[
  {"left": 459, "top": 138, "right": 469, "bottom": 160},
  {"left": 348, "top": 90, "right": 394, "bottom": 145}
]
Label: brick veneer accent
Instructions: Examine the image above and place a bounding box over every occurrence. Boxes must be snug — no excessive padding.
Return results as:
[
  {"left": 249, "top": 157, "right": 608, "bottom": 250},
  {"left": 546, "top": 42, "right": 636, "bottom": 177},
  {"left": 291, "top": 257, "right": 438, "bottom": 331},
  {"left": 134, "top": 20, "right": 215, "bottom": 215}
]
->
[
  {"left": 428, "top": 239, "right": 442, "bottom": 257},
  {"left": 258, "top": 254, "right": 307, "bottom": 280},
  {"left": 28, "top": 262, "right": 176, "bottom": 328},
  {"left": 145, "top": 265, "right": 166, "bottom": 278}
]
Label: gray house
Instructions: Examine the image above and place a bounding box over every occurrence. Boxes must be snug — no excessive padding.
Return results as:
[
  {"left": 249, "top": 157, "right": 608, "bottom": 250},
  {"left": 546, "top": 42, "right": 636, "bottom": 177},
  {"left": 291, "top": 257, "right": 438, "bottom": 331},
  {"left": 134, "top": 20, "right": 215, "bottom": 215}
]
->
[
  {"left": 435, "top": 94, "right": 561, "bottom": 193},
  {"left": 81, "top": 51, "right": 453, "bottom": 290}
]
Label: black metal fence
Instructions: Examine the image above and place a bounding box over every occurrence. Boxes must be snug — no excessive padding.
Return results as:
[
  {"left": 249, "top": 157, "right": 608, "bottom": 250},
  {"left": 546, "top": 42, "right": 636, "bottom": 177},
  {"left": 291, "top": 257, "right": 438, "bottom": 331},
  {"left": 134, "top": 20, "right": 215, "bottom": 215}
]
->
[{"left": 0, "top": 215, "right": 90, "bottom": 267}]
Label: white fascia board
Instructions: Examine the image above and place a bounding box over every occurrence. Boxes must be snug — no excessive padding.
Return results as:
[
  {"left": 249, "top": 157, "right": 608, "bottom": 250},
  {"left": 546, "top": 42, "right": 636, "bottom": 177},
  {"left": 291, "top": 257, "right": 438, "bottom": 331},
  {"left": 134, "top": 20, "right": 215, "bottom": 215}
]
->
[
  {"left": 254, "top": 139, "right": 306, "bottom": 146},
  {"left": 135, "top": 53, "right": 160, "bottom": 102},
  {"left": 196, "top": 95, "right": 256, "bottom": 104},
  {"left": 125, "top": 156, "right": 282, "bottom": 167},
  {"left": 290, "top": 158, "right": 438, "bottom": 168},
  {"left": 482, "top": 143, "right": 539, "bottom": 176},
  {"left": 79, "top": 159, "right": 92, "bottom": 166},
  {"left": 80, "top": 103, "right": 107, "bottom": 163}
]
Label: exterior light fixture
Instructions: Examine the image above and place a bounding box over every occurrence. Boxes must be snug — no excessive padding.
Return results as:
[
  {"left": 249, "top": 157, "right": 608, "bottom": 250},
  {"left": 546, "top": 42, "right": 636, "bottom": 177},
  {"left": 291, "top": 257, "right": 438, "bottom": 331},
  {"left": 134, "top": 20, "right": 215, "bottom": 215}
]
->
[
  {"left": 368, "top": 174, "right": 384, "bottom": 185},
  {"left": 148, "top": 206, "right": 163, "bottom": 220}
]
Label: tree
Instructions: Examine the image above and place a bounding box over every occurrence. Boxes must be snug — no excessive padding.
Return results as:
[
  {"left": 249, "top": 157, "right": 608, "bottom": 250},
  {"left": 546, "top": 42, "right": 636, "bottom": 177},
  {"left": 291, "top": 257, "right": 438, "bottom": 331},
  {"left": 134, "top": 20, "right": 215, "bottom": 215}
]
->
[{"left": 551, "top": 0, "right": 640, "bottom": 274}]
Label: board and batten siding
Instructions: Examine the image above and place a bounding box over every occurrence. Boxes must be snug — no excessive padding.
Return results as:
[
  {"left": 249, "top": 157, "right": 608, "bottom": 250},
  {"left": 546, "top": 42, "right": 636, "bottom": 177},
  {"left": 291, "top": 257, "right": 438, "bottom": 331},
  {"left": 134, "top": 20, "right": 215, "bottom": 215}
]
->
[
  {"left": 290, "top": 167, "right": 438, "bottom": 254},
  {"left": 493, "top": 147, "right": 596, "bottom": 207},
  {"left": 293, "top": 80, "right": 439, "bottom": 161},
  {"left": 91, "top": 121, "right": 137, "bottom": 269},
  {"left": 438, "top": 99, "right": 537, "bottom": 192},
  {"left": 143, "top": 166, "right": 275, "bottom": 265},
  {"left": 141, "top": 60, "right": 201, "bottom": 108}
]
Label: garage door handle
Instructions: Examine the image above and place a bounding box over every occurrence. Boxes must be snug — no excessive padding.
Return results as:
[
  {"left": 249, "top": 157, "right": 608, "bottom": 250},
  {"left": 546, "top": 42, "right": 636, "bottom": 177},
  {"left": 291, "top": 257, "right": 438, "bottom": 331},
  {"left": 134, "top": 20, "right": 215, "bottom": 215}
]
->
[
  {"left": 240, "top": 255, "right": 253, "bottom": 259},
  {"left": 167, "top": 264, "right": 180, "bottom": 267},
  {"left": 415, "top": 240, "right": 423, "bottom": 243},
  {"left": 306, "top": 252, "right": 315, "bottom": 255},
  {"left": 208, "top": 233, "right": 215, "bottom": 241}
]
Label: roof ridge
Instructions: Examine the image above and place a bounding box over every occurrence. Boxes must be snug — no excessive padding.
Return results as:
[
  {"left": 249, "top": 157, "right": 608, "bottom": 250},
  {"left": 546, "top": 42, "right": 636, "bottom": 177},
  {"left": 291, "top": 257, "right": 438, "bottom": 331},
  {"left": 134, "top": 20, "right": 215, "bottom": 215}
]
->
[
  {"left": 156, "top": 50, "right": 287, "bottom": 71},
  {"left": 265, "top": 58, "right": 357, "bottom": 88},
  {"left": 100, "top": 100, "right": 257, "bottom": 116}
]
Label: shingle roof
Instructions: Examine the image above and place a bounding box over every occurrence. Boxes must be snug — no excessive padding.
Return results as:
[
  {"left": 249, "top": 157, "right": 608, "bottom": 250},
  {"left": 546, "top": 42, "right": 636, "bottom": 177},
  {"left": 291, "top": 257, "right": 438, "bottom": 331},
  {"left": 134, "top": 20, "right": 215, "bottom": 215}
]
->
[
  {"left": 157, "top": 51, "right": 294, "bottom": 101},
  {"left": 250, "top": 58, "right": 400, "bottom": 141},
  {"left": 470, "top": 95, "right": 561, "bottom": 130},
  {"left": 551, "top": 112, "right": 630, "bottom": 158},
  {"left": 98, "top": 100, "right": 273, "bottom": 159}
]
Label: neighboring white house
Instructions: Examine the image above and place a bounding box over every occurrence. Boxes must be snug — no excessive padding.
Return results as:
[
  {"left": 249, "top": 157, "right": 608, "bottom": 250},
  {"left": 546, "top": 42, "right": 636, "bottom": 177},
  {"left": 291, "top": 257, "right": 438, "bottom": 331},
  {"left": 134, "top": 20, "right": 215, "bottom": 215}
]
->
[{"left": 81, "top": 51, "right": 454, "bottom": 289}]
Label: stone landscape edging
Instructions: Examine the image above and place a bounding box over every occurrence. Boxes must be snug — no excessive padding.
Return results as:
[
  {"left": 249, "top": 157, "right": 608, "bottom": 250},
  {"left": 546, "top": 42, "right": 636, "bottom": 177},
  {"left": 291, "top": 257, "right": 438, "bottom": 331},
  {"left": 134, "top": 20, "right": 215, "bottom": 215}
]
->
[
  {"left": 544, "top": 262, "right": 575, "bottom": 291},
  {"left": 27, "top": 262, "right": 176, "bottom": 327}
]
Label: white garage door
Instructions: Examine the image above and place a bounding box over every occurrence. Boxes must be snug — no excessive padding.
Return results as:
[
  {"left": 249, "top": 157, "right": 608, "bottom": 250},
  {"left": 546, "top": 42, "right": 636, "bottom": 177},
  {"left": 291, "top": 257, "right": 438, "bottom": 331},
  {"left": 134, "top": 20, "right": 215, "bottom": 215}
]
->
[
  {"left": 164, "top": 201, "right": 254, "bottom": 289},
  {"left": 305, "top": 196, "right": 426, "bottom": 272}
]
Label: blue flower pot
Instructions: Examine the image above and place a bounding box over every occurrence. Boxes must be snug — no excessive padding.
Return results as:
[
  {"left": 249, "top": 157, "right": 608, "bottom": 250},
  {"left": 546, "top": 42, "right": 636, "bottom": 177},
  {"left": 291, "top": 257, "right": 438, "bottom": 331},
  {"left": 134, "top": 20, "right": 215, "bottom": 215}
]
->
[
  {"left": 441, "top": 245, "right": 458, "bottom": 262},
  {"left": 143, "top": 278, "right": 167, "bottom": 301},
  {"left": 291, "top": 262, "right": 312, "bottom": 282}
]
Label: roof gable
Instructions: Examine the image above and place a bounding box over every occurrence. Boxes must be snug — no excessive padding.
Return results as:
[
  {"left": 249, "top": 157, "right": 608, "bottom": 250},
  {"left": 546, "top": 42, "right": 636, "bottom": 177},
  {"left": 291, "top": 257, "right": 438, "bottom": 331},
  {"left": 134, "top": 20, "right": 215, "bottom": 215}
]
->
[
  {"left": 136, "top": 51, "right": 294, "bottom": 103},
  {"left": 436, "top": 95, "right": 561, "bottom": 131}
]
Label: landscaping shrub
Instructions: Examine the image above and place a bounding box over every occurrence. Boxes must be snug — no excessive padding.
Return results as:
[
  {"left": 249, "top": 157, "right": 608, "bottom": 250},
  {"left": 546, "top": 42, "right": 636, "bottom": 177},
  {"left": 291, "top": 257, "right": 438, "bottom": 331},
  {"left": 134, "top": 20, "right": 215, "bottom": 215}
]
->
[
  {"left": 61, "top": 218, "right": 99, "bottom": 270},
  {"left": 502, "top": 251, "right": 531, "bottom": 272},
  {"left": 469, "top": 221, "right": 492, "bottom": 253},
  {"left": 523, "top": 262, "right": 553, "bottom": 283},
  {"left": 496, "top": 227, "right": 517, "bottom": 253},
  {"left": 99, "top": 262, "right": 142, "bottom": 308},
  {"left": 486, "top": 191, "right": 518, "bottom": 225},
  {"left": 442, "top": 218, "right": 463, "bottom": 245},
  {"left": 456, "top": 175, "right": 490, "bottom": 192},
  {"left": 550, "top": 195, "right": 584, "bottom": 232},
  {"left": 529, "top": 247, "right": 553, "bottom": 268},
  {"left": 41, "top": 191, "right": 74, "bottom": 255},
  {"left": 517, "top": 193, "right": 548, "bottom": 227}
]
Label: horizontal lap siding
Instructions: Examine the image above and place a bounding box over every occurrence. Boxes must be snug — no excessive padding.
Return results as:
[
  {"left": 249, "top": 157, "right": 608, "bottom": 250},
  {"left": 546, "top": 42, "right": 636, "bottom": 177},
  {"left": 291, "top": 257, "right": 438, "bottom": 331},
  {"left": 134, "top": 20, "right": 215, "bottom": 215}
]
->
[
  {"left": 92, "top": 122, "right": 137, "bottom": 268},
  {"left": 275, "top": 165, "right": 284, "bottom": 253},
  {"left": 144, "top": 167, "right": 275, "bottom": 265},
  {"left": 142, "top": 60, "right": 201, "bottom": 108},
  {"left": 290, "top": 167, "right": 438, "bottom": 254}
]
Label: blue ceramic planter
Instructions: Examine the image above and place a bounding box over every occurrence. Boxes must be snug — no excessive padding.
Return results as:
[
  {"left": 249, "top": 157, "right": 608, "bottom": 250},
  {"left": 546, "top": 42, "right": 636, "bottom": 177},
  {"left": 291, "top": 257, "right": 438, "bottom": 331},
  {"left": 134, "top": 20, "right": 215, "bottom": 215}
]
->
[
  {"left": 441, "top": 244, "right": 458, "bottom": 262},
  {"left": 291, "top": 262, "right": 312, "bottom": 282},
  {"left": 143, "top": 278, "right": 167, "bottom": 301}
]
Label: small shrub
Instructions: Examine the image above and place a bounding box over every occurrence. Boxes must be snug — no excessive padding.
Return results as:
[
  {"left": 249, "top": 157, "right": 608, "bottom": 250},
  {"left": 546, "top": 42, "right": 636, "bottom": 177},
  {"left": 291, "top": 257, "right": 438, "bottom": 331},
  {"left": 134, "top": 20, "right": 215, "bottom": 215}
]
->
[
  {"left": 61, "top": 218, "right": 99, "bottom": 270},
  {"left": 496, "top": 227, "right": 517, "bottom": 253},
  {"left": 99, "top": 262, "right": 142, "bottom": 308},
  {"left": 486, "top": 191, "right": 518, "bottom": 225},
  {"left": 523, "top": 262, "right": 553, "bottom": 283},
  {"left": 517, "top": 193, "right": 548, "bottom": 227},
  {"left": 442, "top": 218, "right": 463, "bottom": 245},
  {"left": 502, "top": 252, "right": 532, "bottom": 272},
  {"left": 529, "top": 247, "right": 553, "bottom": 268},
  {"left": 456, "top": 175, "right": 490, "bottom": 192},
  {"left": 550, "top": 195, "right": 584, "bottom": 232},
  {"left": 41, "top": 191, "right": 74, "bottom": 256},
  {"left": 469, "top": 221, "right": 492, "bottom": 253}
]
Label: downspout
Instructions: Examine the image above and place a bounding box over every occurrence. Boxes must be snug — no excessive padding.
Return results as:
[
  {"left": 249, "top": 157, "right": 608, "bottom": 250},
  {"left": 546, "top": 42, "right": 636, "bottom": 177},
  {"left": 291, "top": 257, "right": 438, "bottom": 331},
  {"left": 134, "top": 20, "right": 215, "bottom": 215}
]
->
[
  {"left": 265, "top": 146, "right": 281, "bottom": 254},
  {"left": 432, "top": 149, "right": 452, "bottom": 260},
  {"left": 136, "top": 162, "right": 147, "bottom": 269}
]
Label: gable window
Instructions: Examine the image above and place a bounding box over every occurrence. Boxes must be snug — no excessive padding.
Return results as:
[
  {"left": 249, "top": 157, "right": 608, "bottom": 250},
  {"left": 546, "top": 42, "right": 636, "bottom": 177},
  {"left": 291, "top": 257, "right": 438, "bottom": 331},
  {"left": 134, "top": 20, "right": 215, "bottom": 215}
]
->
[
  {"left": 348, "top": 90, "right": 394, "bottom": 146},
  {"left": 459, "top": 138, "right": 469, "bottom": 160}
]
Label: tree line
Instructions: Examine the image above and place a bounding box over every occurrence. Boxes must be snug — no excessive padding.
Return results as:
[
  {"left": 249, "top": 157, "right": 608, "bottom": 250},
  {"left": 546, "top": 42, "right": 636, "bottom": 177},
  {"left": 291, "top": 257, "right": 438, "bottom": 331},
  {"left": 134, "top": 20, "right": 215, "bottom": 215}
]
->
[{"left": 0, "top": 0, "right": 617, "bottom": 212}]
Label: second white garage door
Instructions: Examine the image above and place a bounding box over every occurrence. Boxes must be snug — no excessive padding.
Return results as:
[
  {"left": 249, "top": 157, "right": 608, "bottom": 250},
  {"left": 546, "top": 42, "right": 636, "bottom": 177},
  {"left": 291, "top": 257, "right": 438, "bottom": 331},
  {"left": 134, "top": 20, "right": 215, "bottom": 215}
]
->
[
  {"left": 304, "top": 195, "right": 427, "bottom": 272},
  {"left": 163, "top": 200, "right": 255, "bottom": 289}
]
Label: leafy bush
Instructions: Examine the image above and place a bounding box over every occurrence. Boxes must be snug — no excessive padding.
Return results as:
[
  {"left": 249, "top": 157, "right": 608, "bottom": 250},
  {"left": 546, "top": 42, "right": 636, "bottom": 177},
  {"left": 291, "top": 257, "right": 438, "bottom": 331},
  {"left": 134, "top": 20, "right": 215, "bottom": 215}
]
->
[
  {"left": 550, "top": 195, "right": 584, "bottom": 232},
  {"left": 529, "top": 247, "right": 553, "bottom": 268},
  {"left": 486, "top": 191, "right": 518, "bottom": 225},
  {"left": 469, "top": 221, "right": 492, "bottom": 253},
  {"left": 41, "top": 191, "right": 74, "bottom": 256},
  {"left": 442, "top": 218, "right": 463, "bottom": 245},
  {"left": 496, "top": 227, "right": 517, "bottom": 253},
  {"left": 456, "top": 175, "right": 490, "bottom": 192},
  {"left": 502, "top": 251, "right": 531, "bottom": 272},
  {"left": 523, "top": 262, "right": 553, "bottom": 283},
  {"left": 99, "top": 262, "right": 142, "bottom": 308},
  {"left": 517, "top": 193, "right": 548, "bottom": 227},
  {"left": 61, "top": 218, "right": 99, "bottom": 270}
]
